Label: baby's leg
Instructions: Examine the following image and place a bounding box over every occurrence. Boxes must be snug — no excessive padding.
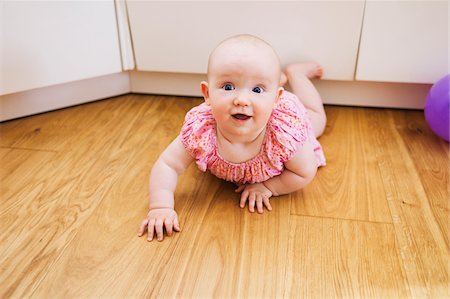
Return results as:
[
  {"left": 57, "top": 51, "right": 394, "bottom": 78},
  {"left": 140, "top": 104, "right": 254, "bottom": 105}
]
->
[{"left": 284, "top": 63, "right": 327, "bottom": 138}]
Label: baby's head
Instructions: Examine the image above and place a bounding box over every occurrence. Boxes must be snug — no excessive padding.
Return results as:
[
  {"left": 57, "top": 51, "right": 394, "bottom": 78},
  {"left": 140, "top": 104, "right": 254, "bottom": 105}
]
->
[
  {"left": 207, "top": 35, "right": 282, "bottom": 83},
  {"left": 201, "top": 35, "right": 284, "bottom": 139}
]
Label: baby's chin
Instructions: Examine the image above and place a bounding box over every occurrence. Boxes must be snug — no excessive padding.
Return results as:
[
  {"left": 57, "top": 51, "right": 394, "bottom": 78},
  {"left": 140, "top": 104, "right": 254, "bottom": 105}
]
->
[{"left": 233, "top": 122, "right": 268, "bottom": 138}]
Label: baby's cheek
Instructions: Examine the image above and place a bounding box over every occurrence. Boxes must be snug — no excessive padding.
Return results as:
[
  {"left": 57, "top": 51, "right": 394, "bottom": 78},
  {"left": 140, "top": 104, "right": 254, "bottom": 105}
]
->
[{"left": 256, "top": 107, "right": 273, "bottom": 123}]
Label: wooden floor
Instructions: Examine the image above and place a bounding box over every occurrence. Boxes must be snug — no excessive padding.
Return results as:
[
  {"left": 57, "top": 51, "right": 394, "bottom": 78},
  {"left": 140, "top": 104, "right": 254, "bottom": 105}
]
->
[{"left": 0, "top": 94, "right": 448, "bottom": 298}]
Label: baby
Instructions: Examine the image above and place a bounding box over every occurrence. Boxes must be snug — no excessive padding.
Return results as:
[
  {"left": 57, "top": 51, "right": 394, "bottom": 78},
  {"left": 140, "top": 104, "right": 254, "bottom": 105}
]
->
[{"left": 138, "top": 34, "right": 326, "bottom": 241}]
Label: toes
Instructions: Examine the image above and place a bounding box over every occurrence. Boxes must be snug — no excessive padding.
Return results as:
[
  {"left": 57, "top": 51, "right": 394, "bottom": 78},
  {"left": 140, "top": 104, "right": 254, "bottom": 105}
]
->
[{"left": 316, "top": 64, "right": 324, "bottom": 76}]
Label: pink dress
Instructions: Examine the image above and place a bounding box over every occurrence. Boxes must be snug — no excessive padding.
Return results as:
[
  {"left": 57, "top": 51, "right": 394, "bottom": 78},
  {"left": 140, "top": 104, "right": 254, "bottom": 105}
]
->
[{"left": 180, "top": 91, "right": 326, "bottom": 184}]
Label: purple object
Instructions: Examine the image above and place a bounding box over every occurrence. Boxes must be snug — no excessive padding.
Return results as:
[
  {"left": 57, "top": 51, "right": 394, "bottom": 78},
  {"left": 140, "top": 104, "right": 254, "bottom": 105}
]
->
[{"left": 424, "top": 74, "right": 450, "bottom": 141}]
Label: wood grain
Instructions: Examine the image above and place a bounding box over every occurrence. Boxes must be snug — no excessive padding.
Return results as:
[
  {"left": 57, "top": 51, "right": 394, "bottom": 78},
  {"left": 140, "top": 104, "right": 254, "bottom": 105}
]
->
[
  {"left": 0, "top": 95, "right": 154, "bottom": 297},
  {"left": 151, "top": 185, "right": 291, "bottom": 299},
  {"left": 285, "top": 216, "right": 410, "bottom": 298},
  {"left": 394, "top": 110, "right": 449, "bottom": 249},
  {"left": 293, "top": 106, "right": 392, "bottom": 223},
  {"left": 0, "top": 148, "right": 56, "bottom": 257},
  {"left": 29, "top": 96, "right": 200, "bottom": 298},
  {"left": 31, "top": 95, "right": 291, "bottom": 297},
  {"left": 368, "top": 109, "right": 449, "bottom": 298},
  {"left": 0, "top": 148, "right": 55, "bottom": 213},
  {"left": 0, "top": 94, "right": 448, "bottom": 298},
  {"left": 0, "top": 97, "right": 125, "bottom": 151}
]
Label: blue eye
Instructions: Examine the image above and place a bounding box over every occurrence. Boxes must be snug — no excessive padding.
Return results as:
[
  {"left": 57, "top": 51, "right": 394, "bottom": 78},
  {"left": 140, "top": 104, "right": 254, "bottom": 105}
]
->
[
  {"left": 223, "top": 83, "right": 234, "bottom": 91},
  {"left": 252, "top": 86, "right": 263, "bottom": 93}
]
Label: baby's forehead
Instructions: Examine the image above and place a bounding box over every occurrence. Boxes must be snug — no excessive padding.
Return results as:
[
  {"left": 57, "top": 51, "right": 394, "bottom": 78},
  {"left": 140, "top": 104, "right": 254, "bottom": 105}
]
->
[
  {"left": 212, "top": 37, "right": 275, "bottom": 60},
  {"left": 208, "top": 37, "right": 280, "bottom": 75}
]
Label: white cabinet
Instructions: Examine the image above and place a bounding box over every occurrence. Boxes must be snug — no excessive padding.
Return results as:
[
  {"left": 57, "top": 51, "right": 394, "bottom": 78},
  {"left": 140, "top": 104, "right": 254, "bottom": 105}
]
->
[
  {"left": 0, "top": 0, "right": 122, "bottom": 95},
  {"left": 356, "top": 1, "right": 448, "bottom": 84},
  {"left": 1, "top": 0, "right": 444, "bottom": 115},
  {"left": 127, "top": 1, "right": 365, "bottom": 80}
]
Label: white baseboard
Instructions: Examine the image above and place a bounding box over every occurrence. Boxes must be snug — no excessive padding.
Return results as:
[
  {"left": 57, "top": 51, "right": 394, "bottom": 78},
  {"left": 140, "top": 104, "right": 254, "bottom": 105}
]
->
[
  {"left": 130, "top": 71, "right": 207, "bottom": 97},
  {"left": 130, "top": 71, "right": 431, "bottom": 110},
  {"left": 0, "top": 70, "right": 431, "bottom": 122},
  {"left": 0, "top": 72, "right": 130, "bottom": 122},
  {"left": 313, "top": 79, "right": 431, "bottom": 109}
]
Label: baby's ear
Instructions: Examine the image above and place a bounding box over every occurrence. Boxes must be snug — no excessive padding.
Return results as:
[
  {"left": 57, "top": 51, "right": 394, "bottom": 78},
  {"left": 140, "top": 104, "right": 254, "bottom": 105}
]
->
[
  {"left": 200, "top": 81, "right": 210, "bottom": 105},
  {"left": 277, "top": 87, "right": 284, "bottom": 99},
  {"left": 274, "top": 87, "right": 284, "bottom": 108}
]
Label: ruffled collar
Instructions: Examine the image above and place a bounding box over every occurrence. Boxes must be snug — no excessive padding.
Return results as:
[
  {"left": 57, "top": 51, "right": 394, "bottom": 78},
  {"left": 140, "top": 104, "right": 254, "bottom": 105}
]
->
[{"left": 212, "top": 126, "right": 270, "bottom": 166}]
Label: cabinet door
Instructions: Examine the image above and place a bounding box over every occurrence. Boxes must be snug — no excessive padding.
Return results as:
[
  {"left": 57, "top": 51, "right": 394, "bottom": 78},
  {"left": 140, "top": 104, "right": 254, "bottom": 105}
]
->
[
  {"left": 0, "top": 1, "right": 122, "bottom": 95},
  {"left": 356, "top": 1, "right": 448, "bottom": 84},
  {"left": 127, "top": 1, "right": 364, "bottom": 80}
]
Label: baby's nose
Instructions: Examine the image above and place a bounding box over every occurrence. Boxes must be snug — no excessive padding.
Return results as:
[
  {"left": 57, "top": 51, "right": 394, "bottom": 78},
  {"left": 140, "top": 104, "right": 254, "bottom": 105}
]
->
[{"left": 233, "top": 92, "right": 251, "bottom": 106}]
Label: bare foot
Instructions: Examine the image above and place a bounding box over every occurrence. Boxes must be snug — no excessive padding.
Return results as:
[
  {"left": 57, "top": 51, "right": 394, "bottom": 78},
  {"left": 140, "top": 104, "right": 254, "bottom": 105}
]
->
[{"left": 285, "top": 62, "right": 324, "bottom": 80}]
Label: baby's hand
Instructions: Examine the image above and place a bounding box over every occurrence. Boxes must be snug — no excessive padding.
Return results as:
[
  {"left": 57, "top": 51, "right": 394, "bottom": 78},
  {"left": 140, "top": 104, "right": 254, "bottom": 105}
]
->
[
  {"left": 138, "top": 208, "right": 180, "bottom": 241},
  {"left": 235, "top": 183, "right": 273, "bottom": 213}
]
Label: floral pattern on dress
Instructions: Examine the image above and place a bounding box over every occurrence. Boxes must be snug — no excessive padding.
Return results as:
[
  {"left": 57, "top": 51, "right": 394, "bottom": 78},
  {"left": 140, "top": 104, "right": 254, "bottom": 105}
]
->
[{"left": 180, "top": 91, "right": 325, "bottom": 184}]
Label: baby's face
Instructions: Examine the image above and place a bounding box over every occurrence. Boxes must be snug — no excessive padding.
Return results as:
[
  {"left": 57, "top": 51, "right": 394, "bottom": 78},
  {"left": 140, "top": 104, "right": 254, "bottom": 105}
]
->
[{"left": 203, "top": 40, "right": 282, "bottom": 140}]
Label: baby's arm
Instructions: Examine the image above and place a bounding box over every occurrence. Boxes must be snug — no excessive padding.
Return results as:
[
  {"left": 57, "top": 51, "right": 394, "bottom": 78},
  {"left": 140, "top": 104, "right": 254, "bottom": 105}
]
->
[
  {"left": 238, "top": 141, "right": 317, "bottom": 213},
  {"left": 263, "top": 141, "right": 318, "bottom": 196},
  {"left": 138, "top": 136, "right": 194, "bottom": 241}
]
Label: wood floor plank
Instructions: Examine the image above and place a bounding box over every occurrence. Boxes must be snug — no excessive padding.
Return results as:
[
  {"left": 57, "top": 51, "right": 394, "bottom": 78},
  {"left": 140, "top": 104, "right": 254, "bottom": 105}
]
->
[
  {"left": 394, "top": 110, "right": 449, "bottom": 249},
  {"left": 0, "top": 96, "right": 130, "bottom": 152},
  {"left": 285, "top": 216, "right": 410, "bottom": 298},
  {"left": 151, "top": 180, "right": 246, "bottom": 299},
  {"left": 30, "top": 95, "right": 291, "bottom": 298},
  {"left": 1, "top": 95, "right": 448, "bottom": 298},
  {"left": 152, "top": 186, "right": 291, "bottom": 299},
  {"left": 368, "top": 109, "right": 449, "bottom": 298},
  {"left": 29, "top": 96, "right": 215, "bottom": 298},
  {"left": 0, "top": 95, "right": 155, "bottom": 298},
  {"left": 0, "top": 148, "right": 55, "bottom": 211},
  {"left": 0, "top": 148, "right": 56, "bottom": 255},
  {"left": 292, "top": 106, "right": 392, "bottom": 223},
  {"left": 235, "top": 194, "right": 290, "bottom": 299}
]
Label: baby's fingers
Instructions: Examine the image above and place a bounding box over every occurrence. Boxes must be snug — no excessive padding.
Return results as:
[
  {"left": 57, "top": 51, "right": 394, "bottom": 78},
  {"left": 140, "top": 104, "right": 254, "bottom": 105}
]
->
[
  {"left": 164, "top": 218, "right": 173, "bottom": 236},
  {"left": 240, "top": 190, "right": 249, "bottom": 208},
  {"left": 155, "top": 219, "right": 164, "bottom": 241},
  {"left": 235, "top": 184, "right": 246, "bottom": 193},
  {"left": 256, "top": 195, "right": 264, "bottom": 214},
  {"left": 248, "top": 193, "right": 256, "bottom": 213},
  {"left": 263, "top": 196, "right": 272, "bottom": 211},
  {"left": 173, "top": 217, "right": 181, "bottom": 232},
  {"left": 147, "top": 218, "right": 156, "bottom": 241},
  {"left": 138, "top": 218, "right": 149, "bottom": 237}
]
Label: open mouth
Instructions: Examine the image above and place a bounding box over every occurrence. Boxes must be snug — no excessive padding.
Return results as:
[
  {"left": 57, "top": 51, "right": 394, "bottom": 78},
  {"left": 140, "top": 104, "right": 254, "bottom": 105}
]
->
[{"left": 232, "top": 114, "right": 252, "bottom": 121}]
